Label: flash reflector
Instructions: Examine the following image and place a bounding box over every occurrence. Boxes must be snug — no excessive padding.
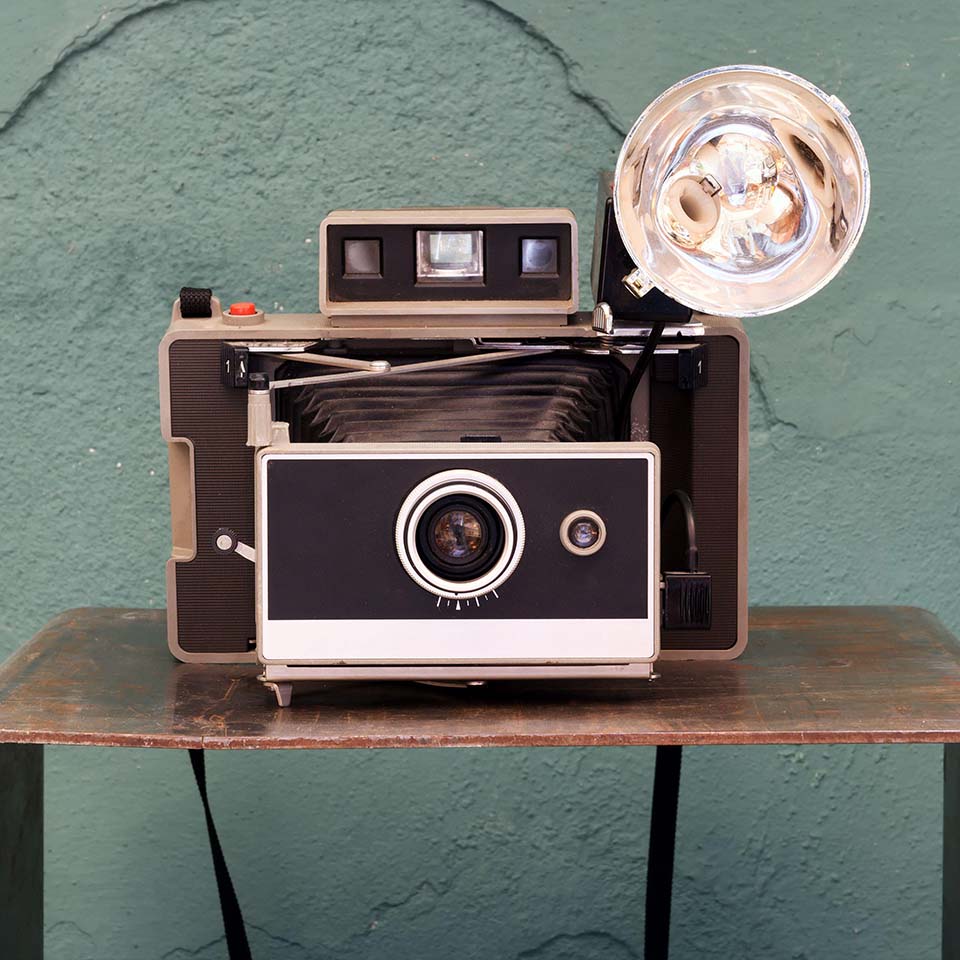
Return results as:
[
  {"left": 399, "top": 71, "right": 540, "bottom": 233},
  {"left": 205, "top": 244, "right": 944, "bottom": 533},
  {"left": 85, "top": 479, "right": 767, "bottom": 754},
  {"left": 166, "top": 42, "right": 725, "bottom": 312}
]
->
[{"left": 614, "top": 65, "right": 870, "bottom": 317}]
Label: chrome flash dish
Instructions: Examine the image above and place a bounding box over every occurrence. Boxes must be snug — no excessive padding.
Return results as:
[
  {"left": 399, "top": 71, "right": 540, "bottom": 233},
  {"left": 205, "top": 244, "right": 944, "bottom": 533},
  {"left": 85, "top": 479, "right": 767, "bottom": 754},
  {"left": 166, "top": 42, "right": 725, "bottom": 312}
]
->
[{"left": 614, "top": 65, "right": 870, "bottom": 317}]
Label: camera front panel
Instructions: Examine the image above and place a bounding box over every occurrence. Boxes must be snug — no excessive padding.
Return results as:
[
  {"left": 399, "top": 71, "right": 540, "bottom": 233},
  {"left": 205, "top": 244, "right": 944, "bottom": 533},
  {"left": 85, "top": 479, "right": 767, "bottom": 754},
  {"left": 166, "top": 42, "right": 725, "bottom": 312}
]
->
[{"left": 256, "top": 443, "right": 658, "bottom": 665}]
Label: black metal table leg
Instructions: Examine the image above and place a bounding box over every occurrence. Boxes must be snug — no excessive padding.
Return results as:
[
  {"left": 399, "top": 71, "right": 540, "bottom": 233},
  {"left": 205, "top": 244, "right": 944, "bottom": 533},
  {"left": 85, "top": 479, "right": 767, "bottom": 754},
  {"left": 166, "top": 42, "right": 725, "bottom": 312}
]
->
[
  {"left": 945, "top": 744, "right": 960, "bottom": 959},
  {"left": 645, "top": 744, "right": 683, "bottom": 960},
  {"left": 0, "top": 743, "right": 43, "bottom": 960}
]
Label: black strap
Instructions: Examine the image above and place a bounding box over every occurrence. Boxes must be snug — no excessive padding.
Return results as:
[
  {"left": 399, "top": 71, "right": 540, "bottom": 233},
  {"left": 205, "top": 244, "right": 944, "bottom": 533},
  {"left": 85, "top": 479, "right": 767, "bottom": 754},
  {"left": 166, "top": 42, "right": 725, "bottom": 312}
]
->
[
  {"left": 188, "top": 750, "right": 253, "bottom": 960},
  {"left": 645, "top": 745, "right": 683, "bottom": 960},
  {"left": 185, "top": 744, "right": 678, "bottom": 960}
]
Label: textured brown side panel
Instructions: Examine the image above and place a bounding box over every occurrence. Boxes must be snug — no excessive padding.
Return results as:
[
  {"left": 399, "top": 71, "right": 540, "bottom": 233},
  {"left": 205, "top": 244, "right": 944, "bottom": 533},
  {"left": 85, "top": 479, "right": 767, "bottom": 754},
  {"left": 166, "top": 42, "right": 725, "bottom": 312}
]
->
[
  {"left": 652, "top": 335, "right": 741, "bottom": 650},
  {"left": 169, "top": 339, "right": 255, "bottom": 654}
]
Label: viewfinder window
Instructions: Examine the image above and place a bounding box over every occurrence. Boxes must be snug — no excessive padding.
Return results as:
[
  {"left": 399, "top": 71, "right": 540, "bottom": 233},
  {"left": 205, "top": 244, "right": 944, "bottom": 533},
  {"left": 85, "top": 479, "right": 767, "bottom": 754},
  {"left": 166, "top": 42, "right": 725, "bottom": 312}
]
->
[
  {"left": 416, "top": 230, "right": 483, "bottom": 282},
  {"left": 343, "top": 238, "right": 381, "bottom": 277},
  {"left": 521, "top": 237, "right": 558, "bottom": 275}
]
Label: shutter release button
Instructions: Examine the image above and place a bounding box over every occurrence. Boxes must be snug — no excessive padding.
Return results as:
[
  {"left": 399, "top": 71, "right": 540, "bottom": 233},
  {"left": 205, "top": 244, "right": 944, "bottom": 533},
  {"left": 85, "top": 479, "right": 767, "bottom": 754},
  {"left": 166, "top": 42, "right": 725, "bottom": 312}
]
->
[
  {"left": 229, "top": 301, "right": 257, "bottom": 316},
  {"left": 224, "top": 301, "right": 264, "bottom": 326}
]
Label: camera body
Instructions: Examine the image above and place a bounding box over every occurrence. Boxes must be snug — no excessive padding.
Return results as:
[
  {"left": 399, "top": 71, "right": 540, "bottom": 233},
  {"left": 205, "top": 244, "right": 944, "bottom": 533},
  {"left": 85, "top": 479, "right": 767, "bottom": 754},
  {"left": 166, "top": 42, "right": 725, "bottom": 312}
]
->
[
  {"left": 158, "top": 63, "right": 874, "bottom": 705},
  {"left": 257, "top": 443, "right": 659, "bottom": 689},
  {"left": 160, "top": 199, "right": 749, "bottom": 704}
]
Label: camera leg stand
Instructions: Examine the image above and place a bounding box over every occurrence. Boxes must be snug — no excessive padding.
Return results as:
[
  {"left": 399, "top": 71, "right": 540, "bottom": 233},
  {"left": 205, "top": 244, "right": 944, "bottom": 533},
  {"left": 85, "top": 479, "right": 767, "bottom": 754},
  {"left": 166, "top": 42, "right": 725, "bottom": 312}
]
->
[{"left": 263, "top": 681, "right": 293, "bottom": 708}]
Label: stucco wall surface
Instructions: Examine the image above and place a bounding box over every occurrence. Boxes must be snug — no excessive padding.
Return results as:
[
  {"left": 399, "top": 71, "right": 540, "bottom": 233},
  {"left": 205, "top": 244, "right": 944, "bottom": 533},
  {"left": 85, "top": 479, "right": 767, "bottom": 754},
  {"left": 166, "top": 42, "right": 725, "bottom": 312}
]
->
[{"left": 0, "top": 1, "right": 957, "bottom": 957}]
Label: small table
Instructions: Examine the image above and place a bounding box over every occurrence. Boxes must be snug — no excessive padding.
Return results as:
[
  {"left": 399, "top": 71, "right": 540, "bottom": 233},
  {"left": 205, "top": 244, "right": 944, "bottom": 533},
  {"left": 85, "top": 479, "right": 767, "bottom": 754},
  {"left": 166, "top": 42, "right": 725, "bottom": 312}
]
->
[{"left": 2, "top": 606, "right": 959, "bottom": 958}]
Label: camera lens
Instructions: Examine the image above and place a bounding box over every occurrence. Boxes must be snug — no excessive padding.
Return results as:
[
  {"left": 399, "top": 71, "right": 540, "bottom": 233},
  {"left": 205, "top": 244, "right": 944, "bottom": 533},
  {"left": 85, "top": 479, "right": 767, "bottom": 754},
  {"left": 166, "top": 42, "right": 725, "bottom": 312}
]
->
[
  {"left": 568, "top": 517, "right": 601, "bottom": 549},
  {"left": 416, "top": 494, "right": 505, "bottom": 582},
  {"left": 432, "top": 508, "right": 484, "bottom": 560},
  {"left": 560, "top": 509, "right": 606, "bottom": 556},
  {"left": 396, "top": 469, "right": 526, "bottom": 599}
]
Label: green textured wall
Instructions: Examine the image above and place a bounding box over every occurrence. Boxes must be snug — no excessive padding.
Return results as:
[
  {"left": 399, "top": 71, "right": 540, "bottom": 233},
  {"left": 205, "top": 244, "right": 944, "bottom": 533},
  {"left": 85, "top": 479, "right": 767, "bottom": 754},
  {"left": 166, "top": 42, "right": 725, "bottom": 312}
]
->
[{"left": 0, "top": 0, "right": 956, "bottom": 957}]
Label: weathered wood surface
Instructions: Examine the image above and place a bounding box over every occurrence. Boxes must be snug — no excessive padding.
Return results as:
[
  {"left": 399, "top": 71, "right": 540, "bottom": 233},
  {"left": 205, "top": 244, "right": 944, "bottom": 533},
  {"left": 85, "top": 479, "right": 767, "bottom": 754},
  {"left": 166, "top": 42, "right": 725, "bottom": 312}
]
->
[
  {"left": 0, "top": 607, "right": 957, "bottom": 749},
  {"left": 0, "top": 743, "right": 42, "bottom": 960}
]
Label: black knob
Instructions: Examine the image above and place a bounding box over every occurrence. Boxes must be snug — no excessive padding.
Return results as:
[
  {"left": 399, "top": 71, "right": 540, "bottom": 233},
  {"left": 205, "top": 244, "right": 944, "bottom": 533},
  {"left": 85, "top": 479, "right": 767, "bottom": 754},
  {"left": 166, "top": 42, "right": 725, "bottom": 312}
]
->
[{"left": 179, "top": 286, "right": 212, "bottom": 318}]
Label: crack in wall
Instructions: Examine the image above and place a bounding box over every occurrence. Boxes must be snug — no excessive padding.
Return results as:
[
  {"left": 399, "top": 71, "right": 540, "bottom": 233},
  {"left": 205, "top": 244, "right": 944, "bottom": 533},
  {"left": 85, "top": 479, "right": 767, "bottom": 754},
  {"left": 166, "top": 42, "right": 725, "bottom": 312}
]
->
[
  {"left": 360, "top": 878, "right": 451, "bottom": 936},
  {"left": 45, "top": 918, "right": 96, "bottom": 951},
  {"left": 0, "top": 0, "right": 200, "bottom": 136},
  {"left": 160, "top": 934, "right": 227, "bottom": 959},
  {"left": 247, "top": 923, "right": 308, "bottom": 952},
  {"left": 45, "top": 918, "right": 95, "bottom": 940},
  {"left": 159, "top": 922, "right": 307, "bottom": 958},
  {"left": 516, "top": 930, "right": 639, "bottom": 959},
  {"left": 475, "top": 0, "right": 628, "bottom": 137},
  {"left": 751, "top": 357, "right": 799, "bottom": 433},
  {"left": 1, "top": 0, "right": 626, "bottom": 144},
  {"left": 831, "top": 325, "right": 874, "bottom": 352}
]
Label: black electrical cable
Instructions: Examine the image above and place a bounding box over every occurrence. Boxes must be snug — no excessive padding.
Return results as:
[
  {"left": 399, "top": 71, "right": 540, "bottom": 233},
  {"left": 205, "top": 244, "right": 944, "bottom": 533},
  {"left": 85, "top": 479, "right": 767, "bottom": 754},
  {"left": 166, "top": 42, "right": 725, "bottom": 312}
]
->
[
  {"left": 616, "top": 320, "right": 667, "bottom": 440},
  {"left": 661, "top": 490, "right": 699, "bottom": 572}
]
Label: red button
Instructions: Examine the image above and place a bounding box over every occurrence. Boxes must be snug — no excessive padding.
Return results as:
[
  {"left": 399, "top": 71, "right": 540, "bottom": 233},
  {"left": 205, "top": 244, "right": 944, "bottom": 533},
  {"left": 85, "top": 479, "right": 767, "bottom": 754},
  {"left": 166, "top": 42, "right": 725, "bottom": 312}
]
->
[{"left": 229, "top": 301, "right": 257, "bottom": 316}]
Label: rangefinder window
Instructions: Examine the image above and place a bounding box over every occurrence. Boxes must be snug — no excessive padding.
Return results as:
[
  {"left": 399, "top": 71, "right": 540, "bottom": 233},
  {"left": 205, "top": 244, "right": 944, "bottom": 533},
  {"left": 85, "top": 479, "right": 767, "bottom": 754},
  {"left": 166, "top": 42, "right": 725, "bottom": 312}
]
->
[
  {"left": 342, "top": 238, "right": 382, "bottom": 278},
  {"left": 416, "top": 229, "right": 484, "bottom": 282},
  {"left": 521, "top": 237, "right": 558, "bottom": 275}
]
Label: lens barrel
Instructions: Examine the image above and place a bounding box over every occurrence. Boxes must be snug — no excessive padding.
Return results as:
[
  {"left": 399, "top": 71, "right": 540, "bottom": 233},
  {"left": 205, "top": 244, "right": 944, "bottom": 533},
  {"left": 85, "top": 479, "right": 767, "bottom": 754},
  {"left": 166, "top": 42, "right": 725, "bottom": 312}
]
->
[
  {"left": 415, "top": 495, "right": 505, "bottom": 582},
  {"left": 395, "top": 470, "right": 525, "bottom": 600}
]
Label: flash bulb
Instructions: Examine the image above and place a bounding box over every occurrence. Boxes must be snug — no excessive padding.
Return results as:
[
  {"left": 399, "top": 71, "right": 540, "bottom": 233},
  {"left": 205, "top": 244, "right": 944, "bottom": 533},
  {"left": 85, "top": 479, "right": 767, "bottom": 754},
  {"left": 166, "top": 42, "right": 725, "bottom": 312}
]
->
[{"left": 613, "top": 65, "right": 870, "bottom": 317}]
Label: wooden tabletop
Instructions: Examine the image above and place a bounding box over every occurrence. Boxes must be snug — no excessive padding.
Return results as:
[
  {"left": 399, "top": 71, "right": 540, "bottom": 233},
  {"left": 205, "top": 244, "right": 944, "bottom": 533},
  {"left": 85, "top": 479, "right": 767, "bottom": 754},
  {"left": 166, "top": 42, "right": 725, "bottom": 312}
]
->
[{"left": 0, "top": 606, "right": 957, "bottom": 749}]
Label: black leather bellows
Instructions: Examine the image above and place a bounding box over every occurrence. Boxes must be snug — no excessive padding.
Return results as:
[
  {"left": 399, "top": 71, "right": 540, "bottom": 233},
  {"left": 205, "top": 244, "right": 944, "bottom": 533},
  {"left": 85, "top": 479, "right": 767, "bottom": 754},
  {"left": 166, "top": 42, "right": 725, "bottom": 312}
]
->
[{"left": 276, "top": 353, "right": 627, "bottom": 444}]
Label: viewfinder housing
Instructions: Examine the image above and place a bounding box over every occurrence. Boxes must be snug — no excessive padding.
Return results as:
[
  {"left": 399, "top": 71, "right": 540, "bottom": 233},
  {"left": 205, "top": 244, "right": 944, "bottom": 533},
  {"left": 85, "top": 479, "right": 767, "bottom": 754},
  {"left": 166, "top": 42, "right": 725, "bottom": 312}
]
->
[{"left": 320, "top": 208, "right": 578, "bottom": 325}]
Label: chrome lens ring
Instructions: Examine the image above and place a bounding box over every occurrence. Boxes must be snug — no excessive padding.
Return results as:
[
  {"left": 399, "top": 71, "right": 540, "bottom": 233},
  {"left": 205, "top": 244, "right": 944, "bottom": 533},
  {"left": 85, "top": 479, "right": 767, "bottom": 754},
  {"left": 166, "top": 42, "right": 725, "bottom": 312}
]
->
[
  {"left": 559, "top": 509, "right": 607, "bottom": 556},
  {"left": 396, "top": 470, "right": 525, "bottom": 600}
]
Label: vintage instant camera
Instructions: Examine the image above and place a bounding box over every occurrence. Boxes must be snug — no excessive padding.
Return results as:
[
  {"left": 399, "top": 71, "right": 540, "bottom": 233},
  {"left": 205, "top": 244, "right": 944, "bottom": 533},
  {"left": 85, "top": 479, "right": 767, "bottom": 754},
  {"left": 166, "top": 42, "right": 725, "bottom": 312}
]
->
[{"left": 160, "top": 66, "right": 869, "bottom": 705}]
